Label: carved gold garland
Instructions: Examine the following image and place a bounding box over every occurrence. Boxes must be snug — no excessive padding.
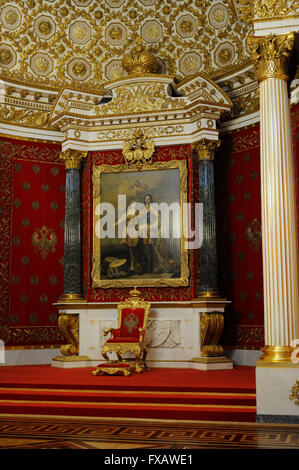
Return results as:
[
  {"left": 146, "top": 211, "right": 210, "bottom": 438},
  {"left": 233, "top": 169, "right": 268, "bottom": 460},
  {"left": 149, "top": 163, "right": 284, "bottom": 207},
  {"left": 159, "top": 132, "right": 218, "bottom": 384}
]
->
[{"left": 236, "top": 0, "right": 298, "bottom": 22}]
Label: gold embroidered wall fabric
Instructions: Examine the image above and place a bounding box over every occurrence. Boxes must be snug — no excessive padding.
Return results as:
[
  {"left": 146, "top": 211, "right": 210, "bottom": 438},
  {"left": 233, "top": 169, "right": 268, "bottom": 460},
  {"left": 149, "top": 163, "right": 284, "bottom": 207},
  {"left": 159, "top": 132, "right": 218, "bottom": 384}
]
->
[
  {"left": 215, "top": 104, "right": 299, "bottom": 349},
  {"left": 0, "top": 137, "right": 65, "bottom": 347}
]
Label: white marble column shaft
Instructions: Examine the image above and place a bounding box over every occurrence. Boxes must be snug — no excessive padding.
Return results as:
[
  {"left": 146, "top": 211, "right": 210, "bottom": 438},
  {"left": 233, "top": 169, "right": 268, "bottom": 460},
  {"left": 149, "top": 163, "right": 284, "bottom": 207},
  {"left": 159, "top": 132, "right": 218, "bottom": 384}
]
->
[{"left": 260, "top": 77, "right": 299, "bottom": 351}]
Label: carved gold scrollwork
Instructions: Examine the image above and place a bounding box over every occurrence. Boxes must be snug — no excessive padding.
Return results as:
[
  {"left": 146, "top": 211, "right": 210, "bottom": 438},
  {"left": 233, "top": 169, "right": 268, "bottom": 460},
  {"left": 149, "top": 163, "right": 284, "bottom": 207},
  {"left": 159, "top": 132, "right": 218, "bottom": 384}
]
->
[
  {"left": 200, "top": 312, "right": 224, "bottom": 357},
  {"left": 92, "top": 366, "right": 133, "bottom": 377},
  {"left": 254, "top": 0, "right": 296, "bottom": 19},
  {"left": 289, "top": 380, "right": 299, "bottom": 405},
  {"left": 237, "top": 0, "right": 297, "bottom": 23},
  {"left": 58, "top": 314, "right": 79, "bottom": 356}
]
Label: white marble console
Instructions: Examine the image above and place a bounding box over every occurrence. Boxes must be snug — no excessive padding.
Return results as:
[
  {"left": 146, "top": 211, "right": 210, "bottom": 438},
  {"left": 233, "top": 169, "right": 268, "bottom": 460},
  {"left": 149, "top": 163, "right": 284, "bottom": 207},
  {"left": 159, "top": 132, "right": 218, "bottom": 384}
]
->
[{"left": 52, "top": 300, "right": 233, "bottom": 370}]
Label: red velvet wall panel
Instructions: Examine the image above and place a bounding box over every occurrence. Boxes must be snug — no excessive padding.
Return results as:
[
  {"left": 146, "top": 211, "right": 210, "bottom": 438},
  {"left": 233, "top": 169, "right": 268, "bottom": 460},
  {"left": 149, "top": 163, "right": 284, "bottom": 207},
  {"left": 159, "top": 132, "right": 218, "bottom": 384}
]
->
[
  {"left": 215, "top": 125, "right": 264, "bottom": 349},
  {"left": 0, "top": 137, "right": 65, "bottom": 347},
  {"left": 216, "top": 104, "right": 299, "bottom": 349}
]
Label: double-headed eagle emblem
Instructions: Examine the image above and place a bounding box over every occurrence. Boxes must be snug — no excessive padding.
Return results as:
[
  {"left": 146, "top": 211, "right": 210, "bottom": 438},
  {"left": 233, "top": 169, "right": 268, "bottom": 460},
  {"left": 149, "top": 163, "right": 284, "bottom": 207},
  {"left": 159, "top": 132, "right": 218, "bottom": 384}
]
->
[
  {"left": 123, "top": 312, "right": 140, "bottom": 334},
  {"left": 31, "top": 225, "right": 57, "bottom": 259},
  {"left": 122, "top": 129, "right": 155, "bottom": 167}
]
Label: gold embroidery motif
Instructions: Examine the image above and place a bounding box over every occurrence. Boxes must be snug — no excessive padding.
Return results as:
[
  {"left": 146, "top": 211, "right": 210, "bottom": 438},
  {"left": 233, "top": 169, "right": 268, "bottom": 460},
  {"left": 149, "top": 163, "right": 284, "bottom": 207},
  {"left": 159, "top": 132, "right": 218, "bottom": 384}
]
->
[
  {"left": 124, "top": 312, "right": 139, "bottom": 333},
  {"left": 246, "top": 218, "right": 262, "bottom": 252},
  {"left": 289, "top": 380, "right": 299, "bottom": 405},
  {"left": 31, "top": 225, "right": 57, "bottom": 259}
]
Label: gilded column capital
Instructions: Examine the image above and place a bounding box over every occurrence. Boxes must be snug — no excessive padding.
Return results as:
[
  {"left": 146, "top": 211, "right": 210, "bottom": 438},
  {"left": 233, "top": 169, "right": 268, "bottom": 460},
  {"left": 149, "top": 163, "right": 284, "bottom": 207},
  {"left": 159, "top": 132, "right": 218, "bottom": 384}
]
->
[
  {"left": 192, "top": 139, "right": 221, "bottom": 161},
  {"left": 59, "top": 149, "right": 88, "bottom": 169},
  {"left": 248, "top": 32, "right": 295, "bottom": 82}
]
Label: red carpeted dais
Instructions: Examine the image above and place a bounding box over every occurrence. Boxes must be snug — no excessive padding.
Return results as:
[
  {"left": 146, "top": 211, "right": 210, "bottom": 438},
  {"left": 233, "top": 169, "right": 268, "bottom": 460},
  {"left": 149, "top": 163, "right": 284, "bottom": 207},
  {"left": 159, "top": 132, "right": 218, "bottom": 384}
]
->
[{"left": 0, "top": 365, "right": 256, "bottom": 422}]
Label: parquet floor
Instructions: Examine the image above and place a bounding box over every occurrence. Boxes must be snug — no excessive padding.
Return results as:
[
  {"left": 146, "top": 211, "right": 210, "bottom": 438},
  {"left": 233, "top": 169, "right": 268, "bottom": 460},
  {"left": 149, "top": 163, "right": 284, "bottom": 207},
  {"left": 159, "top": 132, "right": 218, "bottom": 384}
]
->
[{"left": 0, "top": 415, "right": 298, "bottom": 449}]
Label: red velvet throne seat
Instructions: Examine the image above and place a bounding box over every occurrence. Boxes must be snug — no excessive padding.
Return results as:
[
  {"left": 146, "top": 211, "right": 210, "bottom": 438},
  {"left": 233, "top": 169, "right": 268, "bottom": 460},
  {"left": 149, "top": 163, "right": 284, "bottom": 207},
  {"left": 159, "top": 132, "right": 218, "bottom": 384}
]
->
[{"left": 92, "top": 288, "right": 150, "bottom": 376}]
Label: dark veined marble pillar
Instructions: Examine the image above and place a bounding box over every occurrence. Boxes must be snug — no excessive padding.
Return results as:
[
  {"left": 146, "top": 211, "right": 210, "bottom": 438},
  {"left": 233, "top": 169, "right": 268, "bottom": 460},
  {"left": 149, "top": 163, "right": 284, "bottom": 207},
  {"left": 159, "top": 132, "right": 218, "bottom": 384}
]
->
[
  {"left": 193, "top": 139, "right": 221, "bottom": 299},
  {"left": 59, "top": 149, "right": 87, "bottom": 302}
]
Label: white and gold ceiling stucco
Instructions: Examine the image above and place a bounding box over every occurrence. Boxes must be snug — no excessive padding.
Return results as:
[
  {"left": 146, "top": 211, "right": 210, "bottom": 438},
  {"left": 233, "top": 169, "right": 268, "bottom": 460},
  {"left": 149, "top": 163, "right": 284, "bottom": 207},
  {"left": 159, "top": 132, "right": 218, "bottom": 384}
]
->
[{"left": 0, "top": 0, "right": 253, "bottom": 89}]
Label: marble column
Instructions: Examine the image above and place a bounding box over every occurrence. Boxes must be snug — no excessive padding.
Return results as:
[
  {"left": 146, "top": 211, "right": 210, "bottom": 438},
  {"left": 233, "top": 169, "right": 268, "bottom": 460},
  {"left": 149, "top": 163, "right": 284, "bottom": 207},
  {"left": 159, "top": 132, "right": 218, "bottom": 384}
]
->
[
  {"left": 249, "top": 33, "right": 299, "bottom": 363},
  {"left": 193, "top": 139, "right": 221, "bottom": 298},
  {"left": 59, "top": 149, "right": 87, "bottom": 302}
]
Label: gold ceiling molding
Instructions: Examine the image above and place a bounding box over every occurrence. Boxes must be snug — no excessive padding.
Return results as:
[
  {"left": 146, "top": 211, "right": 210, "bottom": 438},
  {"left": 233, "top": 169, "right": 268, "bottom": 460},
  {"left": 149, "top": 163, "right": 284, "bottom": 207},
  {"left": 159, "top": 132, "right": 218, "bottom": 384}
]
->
[{"left": 0, "top": 0, "right": 252, "bottom": 89}]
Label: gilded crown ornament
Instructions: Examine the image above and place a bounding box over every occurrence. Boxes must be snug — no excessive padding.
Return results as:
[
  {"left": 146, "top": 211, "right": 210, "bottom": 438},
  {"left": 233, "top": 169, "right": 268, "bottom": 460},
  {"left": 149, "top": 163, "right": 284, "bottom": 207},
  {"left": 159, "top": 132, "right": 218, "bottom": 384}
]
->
[
  {"left": 122, "top": 37, "right": 159, "bottom": 75},
  {"left": 248, "top": 32, "right": 295, "bottom": 82}
]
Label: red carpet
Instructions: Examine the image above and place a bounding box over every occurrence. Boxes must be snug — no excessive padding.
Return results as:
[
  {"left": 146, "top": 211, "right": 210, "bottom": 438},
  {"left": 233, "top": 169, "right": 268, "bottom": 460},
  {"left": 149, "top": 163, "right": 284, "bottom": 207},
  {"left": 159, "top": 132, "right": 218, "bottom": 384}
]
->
[{"left": 0, "top": 365, "right": 256, "bottom": 422}]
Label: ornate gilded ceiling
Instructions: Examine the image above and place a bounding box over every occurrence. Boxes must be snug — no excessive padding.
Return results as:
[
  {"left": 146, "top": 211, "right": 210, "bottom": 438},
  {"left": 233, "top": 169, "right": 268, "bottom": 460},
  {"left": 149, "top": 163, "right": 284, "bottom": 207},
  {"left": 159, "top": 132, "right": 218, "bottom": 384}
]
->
[{"left": 0, "top": 0, "right": 253, "bottom": 90}]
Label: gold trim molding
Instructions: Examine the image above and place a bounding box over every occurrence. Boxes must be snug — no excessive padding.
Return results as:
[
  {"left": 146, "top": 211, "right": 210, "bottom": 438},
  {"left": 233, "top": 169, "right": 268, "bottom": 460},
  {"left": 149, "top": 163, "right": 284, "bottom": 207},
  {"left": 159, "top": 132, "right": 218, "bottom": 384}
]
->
[
  {"left": 257, "top": 345, "right": 296, "bottom": 363},
  {"left": 237, "top": 0, "right": 298, "bottom": 22},
  {"left": 248, "top": 32, "right": 295, "bottom": 82}
]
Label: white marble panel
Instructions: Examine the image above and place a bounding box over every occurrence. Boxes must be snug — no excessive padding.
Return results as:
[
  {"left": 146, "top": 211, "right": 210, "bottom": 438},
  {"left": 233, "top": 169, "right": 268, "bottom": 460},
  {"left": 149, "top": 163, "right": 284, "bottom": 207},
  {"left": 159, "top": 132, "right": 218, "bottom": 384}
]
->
[{"left": 256, "top": 366, "right": 299, "bottom": 416}]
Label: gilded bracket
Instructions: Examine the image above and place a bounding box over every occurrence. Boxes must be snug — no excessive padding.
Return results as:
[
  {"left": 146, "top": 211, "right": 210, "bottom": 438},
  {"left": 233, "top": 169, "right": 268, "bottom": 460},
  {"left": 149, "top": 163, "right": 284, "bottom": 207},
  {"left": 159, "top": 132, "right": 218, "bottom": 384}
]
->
[
  {"left": 58, "top": 314, "right": 79, "bottom": 356},
  {"left": 200, "top": 311, "right": 224, "bottom": 357}
]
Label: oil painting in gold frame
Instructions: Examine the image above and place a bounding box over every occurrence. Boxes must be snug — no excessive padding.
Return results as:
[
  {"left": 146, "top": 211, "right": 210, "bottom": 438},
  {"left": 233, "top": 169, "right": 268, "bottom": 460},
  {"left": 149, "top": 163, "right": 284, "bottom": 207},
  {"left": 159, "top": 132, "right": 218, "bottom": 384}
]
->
[{"left": 92, "top": 159, "right": 189, "bottom": 288}]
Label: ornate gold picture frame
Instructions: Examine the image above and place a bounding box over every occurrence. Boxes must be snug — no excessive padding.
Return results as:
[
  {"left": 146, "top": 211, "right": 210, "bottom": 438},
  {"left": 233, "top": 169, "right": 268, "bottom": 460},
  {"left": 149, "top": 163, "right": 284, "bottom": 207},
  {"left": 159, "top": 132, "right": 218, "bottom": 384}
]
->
[{"left": 92, "top": 159, "right": 189, "bottom": 288}]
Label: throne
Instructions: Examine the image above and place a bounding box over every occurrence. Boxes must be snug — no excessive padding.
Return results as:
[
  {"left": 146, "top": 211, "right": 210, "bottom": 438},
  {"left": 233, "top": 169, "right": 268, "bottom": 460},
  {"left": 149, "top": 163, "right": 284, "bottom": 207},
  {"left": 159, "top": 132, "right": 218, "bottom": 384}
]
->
[{"left": 92, "top": 288, "right": 150, "bottom": 376}]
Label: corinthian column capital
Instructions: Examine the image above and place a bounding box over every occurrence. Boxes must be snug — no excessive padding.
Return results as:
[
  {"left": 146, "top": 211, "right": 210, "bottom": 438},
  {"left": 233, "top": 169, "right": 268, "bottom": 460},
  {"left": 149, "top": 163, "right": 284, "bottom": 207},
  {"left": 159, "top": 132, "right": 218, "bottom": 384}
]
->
[
  {"left": 60, "top": 149, "right": 88, "bottom": 169},
  {"left": 192, "top": 139, "right": 220, "bottom": 161},
  {"left": 248, "top": 32, "right": 295, "bottom": 82}
]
